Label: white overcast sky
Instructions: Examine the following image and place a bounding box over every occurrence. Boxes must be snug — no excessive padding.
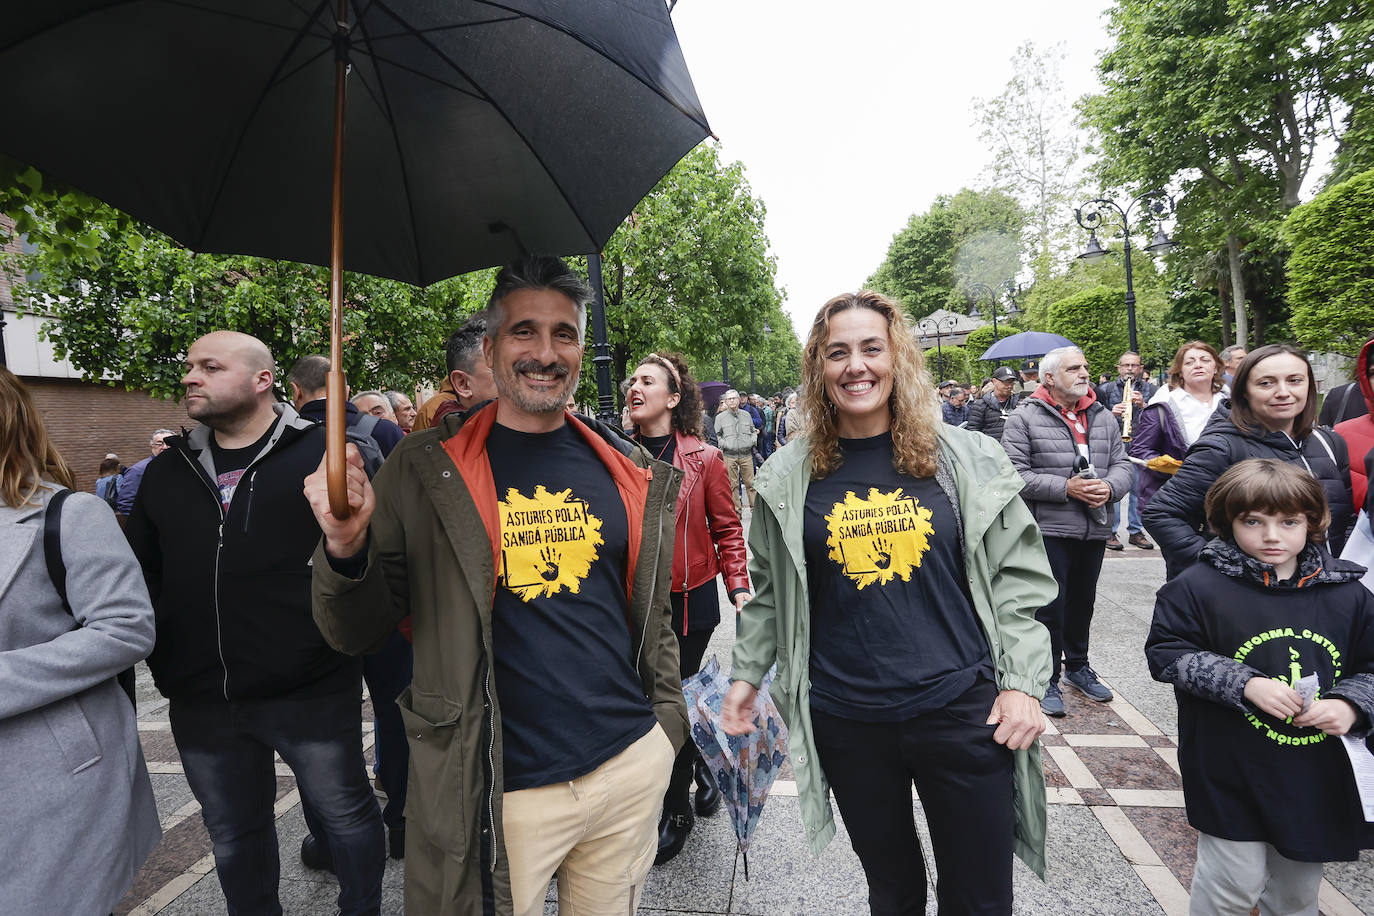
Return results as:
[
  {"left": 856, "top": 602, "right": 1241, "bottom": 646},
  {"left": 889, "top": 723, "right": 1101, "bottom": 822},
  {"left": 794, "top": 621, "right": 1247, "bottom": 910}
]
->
[{"left": 670, "top": 0, "right": 1115, "bottom": 336}]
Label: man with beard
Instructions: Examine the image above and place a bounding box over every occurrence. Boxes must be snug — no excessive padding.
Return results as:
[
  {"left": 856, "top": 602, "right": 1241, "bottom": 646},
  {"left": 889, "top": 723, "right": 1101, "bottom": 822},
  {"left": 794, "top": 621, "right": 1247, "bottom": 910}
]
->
[
  {"left": 124, "top": 331, "right": 384, "bottom": 916},
  {"left": 1002, "top": 347, "right": 1133, "bottom": 718},
  {"left": 307, "top": 256, "right": 687, "bottom": 916}
]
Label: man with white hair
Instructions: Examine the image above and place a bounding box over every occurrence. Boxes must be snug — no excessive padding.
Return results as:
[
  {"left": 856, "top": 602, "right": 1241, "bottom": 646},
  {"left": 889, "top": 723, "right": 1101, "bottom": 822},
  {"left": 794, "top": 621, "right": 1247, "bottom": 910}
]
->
[
  {"left": 115, "top": 427, "right": 175, "bottom": 518},
  {"left": 714, "top": 388, "right": 757, "bottom": 514},
  {"left": 1001, "top": 347, "right": 1133, "bottom": 717}
]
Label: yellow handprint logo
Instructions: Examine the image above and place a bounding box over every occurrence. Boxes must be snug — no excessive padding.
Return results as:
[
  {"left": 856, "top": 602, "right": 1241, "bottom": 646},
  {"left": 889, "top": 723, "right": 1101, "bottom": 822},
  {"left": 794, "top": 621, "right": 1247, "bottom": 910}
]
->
[
  {"left": 825, "top": 488, "right": 933, "bottom": 589},
  {"left": 497, "top": 486, "right": 603, "bottom": 601}
]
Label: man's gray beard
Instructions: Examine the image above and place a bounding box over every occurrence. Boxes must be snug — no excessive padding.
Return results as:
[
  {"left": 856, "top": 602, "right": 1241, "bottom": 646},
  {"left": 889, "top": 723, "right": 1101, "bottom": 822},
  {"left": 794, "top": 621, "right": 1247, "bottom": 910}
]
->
[{"left": 501, "top": 368, "right": 580, "bottom": 415}]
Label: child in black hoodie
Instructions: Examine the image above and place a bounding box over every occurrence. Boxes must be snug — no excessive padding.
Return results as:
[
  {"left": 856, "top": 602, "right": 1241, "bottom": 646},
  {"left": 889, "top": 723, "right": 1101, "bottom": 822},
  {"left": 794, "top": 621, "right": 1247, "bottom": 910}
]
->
[{"left": 1146, "top": 458, "right": 1374, "bottom": 916}]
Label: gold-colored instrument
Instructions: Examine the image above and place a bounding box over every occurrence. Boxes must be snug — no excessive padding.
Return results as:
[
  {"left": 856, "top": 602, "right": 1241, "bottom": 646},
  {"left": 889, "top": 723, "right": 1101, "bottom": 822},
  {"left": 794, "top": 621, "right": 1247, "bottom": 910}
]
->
[{"left": 1121, "top": 377, "right": 1135, "bottom": 442}]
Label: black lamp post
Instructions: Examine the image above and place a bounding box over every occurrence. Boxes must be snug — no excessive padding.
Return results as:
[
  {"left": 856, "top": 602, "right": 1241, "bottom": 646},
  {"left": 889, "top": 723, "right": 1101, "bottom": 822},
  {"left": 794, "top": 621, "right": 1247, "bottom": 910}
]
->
[
  {"left": 917, "top": 314, "right": 960, "bottom": 379},
  {"left": 747, "top": 319, "right": 770, "bottom": 395},
  {"left": 721, "top": 331, "right": 730, "bottom": 386},
  {"left": 1073, "top": 191, "right": 1176, "bottom": 354},
  {"left": 965, "top": 280, "right": 1020, "bottom": 344}
]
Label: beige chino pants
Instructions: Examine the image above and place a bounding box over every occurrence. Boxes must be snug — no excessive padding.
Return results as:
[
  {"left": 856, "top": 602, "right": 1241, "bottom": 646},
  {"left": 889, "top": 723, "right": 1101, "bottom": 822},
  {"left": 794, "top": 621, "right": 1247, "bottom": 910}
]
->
[{"left": 503, "top": 723, "right": 675, "bottom": 916}]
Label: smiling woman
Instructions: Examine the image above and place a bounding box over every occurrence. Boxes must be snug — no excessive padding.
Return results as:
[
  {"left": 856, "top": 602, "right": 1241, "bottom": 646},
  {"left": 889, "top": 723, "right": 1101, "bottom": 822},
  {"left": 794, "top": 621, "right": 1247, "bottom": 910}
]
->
[
  {"left": 721, "top": 290, "right": 1060, "bottom": 913},
  {"left": 625, "top": 351, "right": 751, "bottom": 865},
  {"left": 1144, "top": 344, "right": 1356, "bottom": 579}
]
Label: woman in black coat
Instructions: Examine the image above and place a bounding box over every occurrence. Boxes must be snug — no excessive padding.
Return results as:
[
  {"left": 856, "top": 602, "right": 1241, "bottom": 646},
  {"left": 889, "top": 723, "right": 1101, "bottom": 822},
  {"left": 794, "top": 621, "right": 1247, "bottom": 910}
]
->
[{"left": 1143, "top": 344, "right": 1354, "bottom": 579}]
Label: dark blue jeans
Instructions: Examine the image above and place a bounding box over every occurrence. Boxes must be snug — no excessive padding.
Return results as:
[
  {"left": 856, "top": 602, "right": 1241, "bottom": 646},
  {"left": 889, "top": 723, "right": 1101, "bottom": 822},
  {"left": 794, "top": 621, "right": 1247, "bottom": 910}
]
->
[
  {"left": 170, "top": 689, "right": 385, "bottom": 916},
  {"left": 364, "top": 629, "right": 412, "bottom": 826}
]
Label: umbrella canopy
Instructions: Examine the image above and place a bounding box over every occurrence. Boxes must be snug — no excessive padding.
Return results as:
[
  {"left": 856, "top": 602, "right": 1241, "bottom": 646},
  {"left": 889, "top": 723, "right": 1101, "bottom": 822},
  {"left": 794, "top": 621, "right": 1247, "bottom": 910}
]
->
[
  {"left": 2, "top": 1, "right": 711, "bottom": 513},
  {"left": 682, "top": 656, "right": 788, "bottom": 877},
  {"left": 979, "top": 331, "right": 1078, "bottom": 362},
  {"left": 0, "top": 2, "right": 710, "bottom": 285}
]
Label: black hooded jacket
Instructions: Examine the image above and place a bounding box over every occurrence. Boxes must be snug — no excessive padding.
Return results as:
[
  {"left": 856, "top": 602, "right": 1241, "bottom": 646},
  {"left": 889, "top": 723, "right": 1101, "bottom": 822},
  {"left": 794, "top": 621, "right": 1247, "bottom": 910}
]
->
[
  {"left": 125, "top": 404, "right": 359, "bottom": 703},
  {"left": 1145, "top": 539, "right": 1374, "bottom": 861},
  {"left": 1142, "top": 400, "right": 1354, "bottom": 579}
]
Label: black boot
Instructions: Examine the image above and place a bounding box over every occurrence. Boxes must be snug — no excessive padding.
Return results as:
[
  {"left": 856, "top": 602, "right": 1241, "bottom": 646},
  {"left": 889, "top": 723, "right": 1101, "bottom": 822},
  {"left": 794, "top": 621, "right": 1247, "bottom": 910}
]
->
[
  {"left": 693, "top": 753, "right": 722, "bottom": 817},
  {"left": 655, "top": 749, "right": 695, "bottom": 865}
]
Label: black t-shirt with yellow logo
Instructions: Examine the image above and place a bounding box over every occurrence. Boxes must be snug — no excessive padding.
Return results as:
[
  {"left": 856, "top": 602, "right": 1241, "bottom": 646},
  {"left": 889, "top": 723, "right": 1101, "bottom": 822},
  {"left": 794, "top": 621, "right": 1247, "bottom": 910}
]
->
[
  {"left": 803, "top": 432, "right": 991, "bottom": 722},
  {"left": 487, "top": 421, "right": 656, "bottom": 790}
]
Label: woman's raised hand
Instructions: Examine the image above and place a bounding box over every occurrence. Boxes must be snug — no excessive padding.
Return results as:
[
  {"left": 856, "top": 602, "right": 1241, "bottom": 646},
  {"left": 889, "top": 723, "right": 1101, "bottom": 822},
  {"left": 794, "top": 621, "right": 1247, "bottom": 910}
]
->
[{"left": 721, "top": 680, "right": 759, "bottom": 735}]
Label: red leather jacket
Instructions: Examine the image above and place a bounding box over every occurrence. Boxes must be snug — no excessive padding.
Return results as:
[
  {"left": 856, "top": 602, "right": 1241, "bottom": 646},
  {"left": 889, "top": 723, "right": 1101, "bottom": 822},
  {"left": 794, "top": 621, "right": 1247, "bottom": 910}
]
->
[{"left": 670, "top": 431, "right": 750, "bottom": 598}]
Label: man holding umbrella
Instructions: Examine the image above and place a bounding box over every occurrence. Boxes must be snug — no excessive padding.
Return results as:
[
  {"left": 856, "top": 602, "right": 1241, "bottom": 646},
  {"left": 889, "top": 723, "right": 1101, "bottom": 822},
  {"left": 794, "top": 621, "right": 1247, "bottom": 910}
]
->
[{"left": 307, "top": 256, "right": 688, "bottom": 916}]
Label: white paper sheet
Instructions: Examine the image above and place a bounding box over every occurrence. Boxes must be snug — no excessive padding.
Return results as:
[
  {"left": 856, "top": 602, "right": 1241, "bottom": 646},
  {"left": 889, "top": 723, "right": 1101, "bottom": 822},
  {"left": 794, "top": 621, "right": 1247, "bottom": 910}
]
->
[
  {"left": 1340, "top": 735, "right": 1374, "bottom": 822},
  {"left": 1294, "top": 673, "right": 1320, "bottom": 713}
]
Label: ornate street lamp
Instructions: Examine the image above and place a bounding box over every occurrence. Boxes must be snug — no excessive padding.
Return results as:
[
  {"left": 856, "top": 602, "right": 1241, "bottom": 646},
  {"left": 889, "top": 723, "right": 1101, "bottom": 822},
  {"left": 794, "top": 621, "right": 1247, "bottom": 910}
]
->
[
  {"left": 917, "top": 314, "right": 961, "bottom": 380},
  {"left": 748, "top": 319, "right": 771, "bottom": 395},
  {"left": 965, "top": 280, "right": 1020, "bottom": 343},
  {"left": 1073, "top": 191, "right": 1177, "bottom": 353}
]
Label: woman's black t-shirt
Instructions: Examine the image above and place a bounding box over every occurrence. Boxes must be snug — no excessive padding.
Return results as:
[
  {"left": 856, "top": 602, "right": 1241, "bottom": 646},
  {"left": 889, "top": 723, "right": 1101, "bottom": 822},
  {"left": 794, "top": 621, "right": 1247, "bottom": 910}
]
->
[{"left": 803, "top": 432, "right": 991, "bottom": 721}]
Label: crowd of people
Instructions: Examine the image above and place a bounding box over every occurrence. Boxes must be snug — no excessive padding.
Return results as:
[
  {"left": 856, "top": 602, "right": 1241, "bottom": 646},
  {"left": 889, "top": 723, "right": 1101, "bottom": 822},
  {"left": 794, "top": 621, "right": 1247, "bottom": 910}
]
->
[{"left": 2, "top": 261, "right": 1373, "bottom": 916}]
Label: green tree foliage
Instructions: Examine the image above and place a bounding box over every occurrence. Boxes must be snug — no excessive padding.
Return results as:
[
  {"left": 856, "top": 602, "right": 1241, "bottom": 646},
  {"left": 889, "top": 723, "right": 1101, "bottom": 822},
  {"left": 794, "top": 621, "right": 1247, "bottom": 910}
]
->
[
  {"left": 1079, "top": 0, "right": 1374, "bottom": 347},
  {"left": 972, "top": 42, "right": 1087, "bottom": 279},
  {"left": 598, "top": 143, "right": 786, "bottom": 397},
  {"left": 1048, "top": 287, "right": 1131, "bottom": 379},
  {"left": 1016, "top": 251, "right": 1174, "bottom": 370},
  {"left": 923, "top": 345, "right": 971, "bottom": 386},
  {"left": 1283, "top": 168, "right": 1374, "bottom": 358},
  {"left": 1, "top": 160, "right": 493, "bottom": 398},
  {"left": 867, "top": 189, "right": 1025, "bottom": 320}
]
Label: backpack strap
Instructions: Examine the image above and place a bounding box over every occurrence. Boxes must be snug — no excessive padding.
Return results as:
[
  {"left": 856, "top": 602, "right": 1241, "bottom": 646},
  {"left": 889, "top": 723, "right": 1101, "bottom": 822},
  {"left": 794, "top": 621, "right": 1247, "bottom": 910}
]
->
[
  {"left": 1333, "top": 383, "right": 1355, "bottom": 422},
  {"left": 353, "top": 413, "right": 380, "bottom": 438},
  {"left": 44, "top": 488, "right": 73, "bottom": 615},
  {"left": 1309, "top": 428, "right": 1337, "bottom": 465}
]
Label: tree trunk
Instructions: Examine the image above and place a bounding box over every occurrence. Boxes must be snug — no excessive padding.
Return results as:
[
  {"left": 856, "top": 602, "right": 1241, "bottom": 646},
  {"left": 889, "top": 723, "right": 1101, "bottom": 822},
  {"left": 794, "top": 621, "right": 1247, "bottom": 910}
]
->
[
  {"left": 1218, "top": 282, "right": 1232, "bottom": 348},
  {"left": 1226, "top": 234, "right": 1248, "bottom": 348}
]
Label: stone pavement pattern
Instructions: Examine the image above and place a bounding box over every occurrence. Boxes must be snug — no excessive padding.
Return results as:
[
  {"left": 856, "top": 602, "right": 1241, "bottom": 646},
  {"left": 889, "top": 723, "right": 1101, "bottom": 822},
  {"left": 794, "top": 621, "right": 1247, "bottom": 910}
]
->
[{"left": 117, "top": 550, "right": 1373, "bottom": 915}]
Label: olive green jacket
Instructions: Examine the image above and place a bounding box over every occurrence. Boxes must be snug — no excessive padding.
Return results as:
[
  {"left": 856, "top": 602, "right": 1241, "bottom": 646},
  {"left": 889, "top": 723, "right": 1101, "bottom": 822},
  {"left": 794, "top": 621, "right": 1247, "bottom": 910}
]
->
[
  {"left": 312, "top": 406, "right": 687, "bottom": 915},
  {"left": 732, "top": 426, "right": 1057, "bottom": 877}
]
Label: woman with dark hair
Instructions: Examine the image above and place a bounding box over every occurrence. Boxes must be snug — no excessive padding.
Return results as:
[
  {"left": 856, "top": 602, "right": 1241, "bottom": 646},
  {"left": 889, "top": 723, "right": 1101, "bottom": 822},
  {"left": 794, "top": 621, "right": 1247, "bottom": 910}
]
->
[
  {"left": 1130, "top": 341, "right": 1225, "bottom": 512},
  {"left": 720, "top": 292, "right": 1058, "bottom": 914},
  {"left": 0, "top": 366, "right": 160, "bottom": 914},
  {"left": 1144, "top": 343, "right": 1355, "bottom": 579},
  {"left": 625, "top": 351, "right": 751, "bottom": 864}
]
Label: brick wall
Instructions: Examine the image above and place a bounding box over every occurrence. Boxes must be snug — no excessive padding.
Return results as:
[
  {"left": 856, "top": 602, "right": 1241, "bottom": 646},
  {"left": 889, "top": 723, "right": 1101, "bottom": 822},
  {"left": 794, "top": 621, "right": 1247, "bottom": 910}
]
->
[{"left": 25, "top": 377, "right": 191, "bottom": 494}]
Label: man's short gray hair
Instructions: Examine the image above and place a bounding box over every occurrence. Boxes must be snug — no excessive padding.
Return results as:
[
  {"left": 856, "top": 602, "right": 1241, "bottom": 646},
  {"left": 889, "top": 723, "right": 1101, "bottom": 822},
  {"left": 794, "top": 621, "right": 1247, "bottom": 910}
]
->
[
  {"left": 724, "top": 389, "right": 739, "bottom": 400},
  {"left": 1219, "top": 345, "right": 1247, "bottom": 362},
  {"left": 485, "top": 255, "right": 591, "bottom": 344},
  {"left": 352, "top": 389, "right": 387, "bottom": 405},
  {"left": 151, "top": 428, "right": 175, "bottom": 446},
  {"left": 1039, "top": 347, "right": 1084, "bottom": 378}
]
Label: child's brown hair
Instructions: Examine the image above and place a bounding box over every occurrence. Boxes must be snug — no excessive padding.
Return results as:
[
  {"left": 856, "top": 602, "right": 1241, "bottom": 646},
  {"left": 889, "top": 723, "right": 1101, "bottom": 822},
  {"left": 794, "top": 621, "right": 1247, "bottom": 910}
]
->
[{"left": 1204, "top": 458, "right": 1330, "bottom": 542}]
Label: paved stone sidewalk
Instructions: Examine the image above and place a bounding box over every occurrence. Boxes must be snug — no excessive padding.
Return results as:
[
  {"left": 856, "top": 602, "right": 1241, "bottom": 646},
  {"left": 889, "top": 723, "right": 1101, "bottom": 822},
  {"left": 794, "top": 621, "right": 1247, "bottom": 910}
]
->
[{"left": 117, "top": 550, "right": 1373, "bottom": 915}]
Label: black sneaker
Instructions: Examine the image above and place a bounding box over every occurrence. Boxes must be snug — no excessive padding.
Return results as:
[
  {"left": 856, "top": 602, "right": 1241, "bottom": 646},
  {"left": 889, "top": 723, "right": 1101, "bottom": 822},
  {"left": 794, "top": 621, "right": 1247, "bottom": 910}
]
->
[
  {"left": 1063, "top": 666, "right": 1114, "bottom": 702},
  {"left": 1040, "top": 681, "right": 1066, "bottom": 718}
]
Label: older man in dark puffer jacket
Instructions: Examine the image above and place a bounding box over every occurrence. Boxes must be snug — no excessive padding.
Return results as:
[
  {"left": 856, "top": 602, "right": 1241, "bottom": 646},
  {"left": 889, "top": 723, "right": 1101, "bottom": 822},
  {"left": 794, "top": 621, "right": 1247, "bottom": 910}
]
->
[{"left": 1002, "top": 347, "right": 1134, "bottom": 718}]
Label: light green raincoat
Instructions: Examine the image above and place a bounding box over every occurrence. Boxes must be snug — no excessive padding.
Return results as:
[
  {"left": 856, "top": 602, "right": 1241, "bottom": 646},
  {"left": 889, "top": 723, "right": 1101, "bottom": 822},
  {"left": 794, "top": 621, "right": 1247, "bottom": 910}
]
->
[{"left": 732, "top": 426, "right": 1057, "bottom": 878}]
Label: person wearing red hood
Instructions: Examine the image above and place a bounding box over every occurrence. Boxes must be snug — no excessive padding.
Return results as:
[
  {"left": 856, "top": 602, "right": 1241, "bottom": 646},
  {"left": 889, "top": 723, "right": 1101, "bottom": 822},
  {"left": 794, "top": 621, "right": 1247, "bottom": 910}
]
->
[
  {"left": 1002, "top": 347, "right": 1134, "bottom": 717},
  {"left": 1334, "top": 337, "right": 1374, "bottom": 509}
]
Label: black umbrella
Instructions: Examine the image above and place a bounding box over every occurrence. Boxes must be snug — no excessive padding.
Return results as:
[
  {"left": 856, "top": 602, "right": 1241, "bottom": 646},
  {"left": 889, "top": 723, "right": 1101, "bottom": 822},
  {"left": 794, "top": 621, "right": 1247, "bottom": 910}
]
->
[{"left": 1, "top": 1, "right": 710, "bottom": 514}]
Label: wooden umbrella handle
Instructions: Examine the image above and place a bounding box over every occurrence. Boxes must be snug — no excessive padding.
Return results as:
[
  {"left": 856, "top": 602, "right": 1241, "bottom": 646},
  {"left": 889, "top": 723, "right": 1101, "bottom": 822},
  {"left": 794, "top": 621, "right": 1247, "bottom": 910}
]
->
[
  {"left": 325, "top": 369, "right": 351, "bottom": 519},
  {"left": 325, "top": 4, "right": 351, "bottom": 521}
]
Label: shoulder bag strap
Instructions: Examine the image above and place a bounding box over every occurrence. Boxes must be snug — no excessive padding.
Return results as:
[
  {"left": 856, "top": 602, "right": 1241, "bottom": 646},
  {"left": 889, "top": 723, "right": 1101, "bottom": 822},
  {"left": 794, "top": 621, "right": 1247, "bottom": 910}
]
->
[{"left": 44, "top": 488, "right": 74, "bottom": 615}]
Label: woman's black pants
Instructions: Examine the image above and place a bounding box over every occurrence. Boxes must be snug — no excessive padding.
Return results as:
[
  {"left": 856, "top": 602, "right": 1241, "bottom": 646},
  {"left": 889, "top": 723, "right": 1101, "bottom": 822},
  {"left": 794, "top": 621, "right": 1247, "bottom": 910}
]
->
[{"left": 810, "top": 677, "right": 1015, "bottom": 916}]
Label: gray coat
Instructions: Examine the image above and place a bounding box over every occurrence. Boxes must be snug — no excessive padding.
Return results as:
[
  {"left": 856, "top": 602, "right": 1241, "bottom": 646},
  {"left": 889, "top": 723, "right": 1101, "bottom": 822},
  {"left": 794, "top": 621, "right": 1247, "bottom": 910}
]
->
[
  {"left": 0, "top": 484, "right": 161, "bottom": 915},
  {"left": 1002, "top": 393, "right": 1133, "bottom": 540}
]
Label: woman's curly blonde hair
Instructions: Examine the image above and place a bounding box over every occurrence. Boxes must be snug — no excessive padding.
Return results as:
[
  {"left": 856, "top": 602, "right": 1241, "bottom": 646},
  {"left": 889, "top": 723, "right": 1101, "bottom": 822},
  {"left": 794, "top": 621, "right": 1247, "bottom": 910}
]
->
[{"left": 800, "top": 291, "right": 941, "bottom": 479}]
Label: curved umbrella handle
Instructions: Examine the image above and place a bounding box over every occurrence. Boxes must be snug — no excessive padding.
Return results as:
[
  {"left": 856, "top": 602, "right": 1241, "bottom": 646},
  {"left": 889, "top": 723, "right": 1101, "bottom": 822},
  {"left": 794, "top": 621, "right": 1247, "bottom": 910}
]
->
[
  {"left": 325, "top": 13, "right": 351, "bottom": 522},
  {"left": 325, "top": 369, "right": 352, "bottom": 519}
]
